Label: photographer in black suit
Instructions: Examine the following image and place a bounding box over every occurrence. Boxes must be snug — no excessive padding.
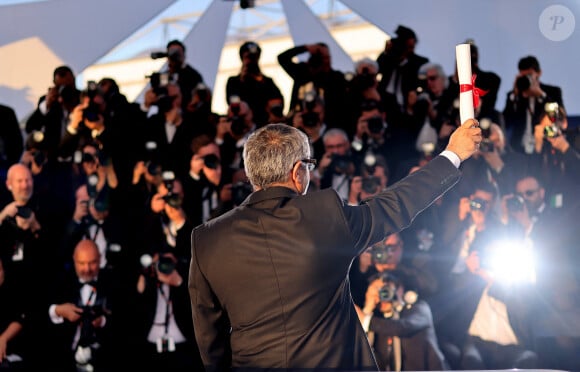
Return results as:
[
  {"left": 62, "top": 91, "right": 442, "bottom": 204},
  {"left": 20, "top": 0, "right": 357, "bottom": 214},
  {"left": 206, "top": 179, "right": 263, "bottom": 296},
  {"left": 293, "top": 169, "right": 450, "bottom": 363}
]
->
[
  {"left": 46, "top": 240, "right": 117, "bottom": 371},
  {"left": 503, "top": 55, "right": 564, "bottom": 155}
]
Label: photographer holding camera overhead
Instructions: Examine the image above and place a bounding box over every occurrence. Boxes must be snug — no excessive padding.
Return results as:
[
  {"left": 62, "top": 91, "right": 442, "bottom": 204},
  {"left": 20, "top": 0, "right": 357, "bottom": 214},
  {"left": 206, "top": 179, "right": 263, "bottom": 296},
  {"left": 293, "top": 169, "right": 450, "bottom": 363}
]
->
[
  {"left": 503, "top": 55, "right": 564, "bottom": 155},
  {"left": 278, "top": 42, "right": 348, "bottom": 132},
  {"left": 132, "top": 170, "right": 204, "bottom": 370}
]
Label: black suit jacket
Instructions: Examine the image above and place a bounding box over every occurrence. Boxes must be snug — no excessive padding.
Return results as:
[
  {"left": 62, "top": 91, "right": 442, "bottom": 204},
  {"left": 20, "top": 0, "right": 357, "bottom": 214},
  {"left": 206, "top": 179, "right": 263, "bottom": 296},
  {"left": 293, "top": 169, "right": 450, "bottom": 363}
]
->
[
  {"left": 45, "top": 269, "right": 117, "bottom": 371},
  {"left": 189, "top": 155, "right": 461, "bottom": 371},
  {"left": 503, "top": 83, "right": 563, "bottom": 153}
]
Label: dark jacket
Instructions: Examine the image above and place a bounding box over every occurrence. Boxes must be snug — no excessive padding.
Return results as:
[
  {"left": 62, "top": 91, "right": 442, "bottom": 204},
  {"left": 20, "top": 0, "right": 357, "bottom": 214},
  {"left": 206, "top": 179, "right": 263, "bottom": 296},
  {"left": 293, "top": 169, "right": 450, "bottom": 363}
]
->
[
  {"left": 369, "top": 300, "right": 448, "bottom": 371},
  {"left": 189, "top": 155, "right": 461, "bottom": 371}
]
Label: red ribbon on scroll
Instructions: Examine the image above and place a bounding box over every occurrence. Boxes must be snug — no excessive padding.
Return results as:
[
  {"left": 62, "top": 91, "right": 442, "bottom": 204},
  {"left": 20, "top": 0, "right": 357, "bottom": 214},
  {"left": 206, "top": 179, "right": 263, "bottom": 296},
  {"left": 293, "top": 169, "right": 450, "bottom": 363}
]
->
[{"left": 459, "top": 74, "right": 488, "bottom": 108}]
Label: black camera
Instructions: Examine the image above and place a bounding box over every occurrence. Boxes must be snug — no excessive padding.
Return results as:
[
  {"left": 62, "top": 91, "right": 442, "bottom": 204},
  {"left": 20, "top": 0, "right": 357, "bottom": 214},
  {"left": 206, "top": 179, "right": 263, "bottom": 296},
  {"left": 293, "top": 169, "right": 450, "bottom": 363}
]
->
[
  {"left": 367, "top": 116, "right": 385, "bottom": 135},
  {"left": 231, "top": 181, "right": 253, "bottom": 206},
  {"left": 330, "top": 154, "right": 353, "bottom": 175},
  {"left": 149, "top": 72, "right": 171, "bottom": 96},
  {"left": 370, "top": 244, "right": 395, "bottom": 265},
  {"left": 478, "top": 118, "right": 494, "bottom": 152},
  {"left": 351, "top": 67, "right": 376, "bottom": 91},
  {"left": 15, "top": 205, "right": 32, "bottom": 219},
  {"left": 299, "top": 90, "right": 320, "bottom": 128},
  {"left": 361, "top": 176, "right": 381, "bottom": 195},
  {"left": 144, "top": 141, "right": 161, "bottom": 175},
  {"left": 161, "top": 171, "right": 182, "bottom": 208},
  {"left": 86, "top": 173, "right": 110, "bottom": 213},
  {"left": 469, "top": 197, "right": 489, "bottom": 211},
  {"left": 301, "top": 111, "right": 320, "bottom": 128},
  {"left": 150, "top": 48, "right": 180, "bottom": 62},
  {"left": 156, "top": 255, "right": 177, "bottom": 275},
  {"left": 506, "top": 194, "right": 525, "bottom": 213},
  {"left": 516, "top": 74, "right": 533, "bottom": 92},
  {"left": 270, "top": 103, "right": 284, "bottom": 118},
  {"left": 377, "top": 273, "right": 400, "bottom": 303},
  {"left": 229, "top": 95, "right": 247, "bottom": 135},
  {"left": 81, "top": 81, "right": 101, "bottom": 123},
  {"left": 203, "top": 153, "right": 220, "bottom": 170}
]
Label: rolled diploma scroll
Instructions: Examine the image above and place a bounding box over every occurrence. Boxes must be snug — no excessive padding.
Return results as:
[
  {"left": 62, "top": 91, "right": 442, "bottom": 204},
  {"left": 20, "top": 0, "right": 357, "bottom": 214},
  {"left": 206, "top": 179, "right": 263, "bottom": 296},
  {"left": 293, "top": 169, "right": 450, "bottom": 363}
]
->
[{"left": 456, "top": 43, "right": 474, "bottom": 124}]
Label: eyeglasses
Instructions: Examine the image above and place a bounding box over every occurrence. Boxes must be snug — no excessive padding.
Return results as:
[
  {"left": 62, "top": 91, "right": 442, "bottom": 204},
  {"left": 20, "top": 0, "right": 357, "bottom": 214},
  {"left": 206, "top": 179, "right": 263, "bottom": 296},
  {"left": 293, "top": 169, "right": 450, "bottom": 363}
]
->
[
  {"left": 301, "top": 158, "right": 317, "bottom": 171},
  {"left": 426, "top": 75, "right": 439, "bottom": 81},
  {"left": 518, "top": 188, "right": 539, "bottom": 197}
]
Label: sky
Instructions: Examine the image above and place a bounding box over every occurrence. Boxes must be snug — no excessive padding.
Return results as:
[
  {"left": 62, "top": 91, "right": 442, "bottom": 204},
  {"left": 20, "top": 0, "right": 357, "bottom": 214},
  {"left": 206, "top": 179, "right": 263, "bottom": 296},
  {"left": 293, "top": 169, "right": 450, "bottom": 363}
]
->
[{"left": 0, "top": 0, "right": 355, "bottom": 63}]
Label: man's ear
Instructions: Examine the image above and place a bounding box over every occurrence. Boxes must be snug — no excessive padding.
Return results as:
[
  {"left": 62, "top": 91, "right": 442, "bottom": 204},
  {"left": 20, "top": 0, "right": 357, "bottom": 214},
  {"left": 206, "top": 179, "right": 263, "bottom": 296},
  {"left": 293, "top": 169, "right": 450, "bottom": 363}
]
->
[{"left": 291, "top": 161, "right": 304, "bottom": 192}]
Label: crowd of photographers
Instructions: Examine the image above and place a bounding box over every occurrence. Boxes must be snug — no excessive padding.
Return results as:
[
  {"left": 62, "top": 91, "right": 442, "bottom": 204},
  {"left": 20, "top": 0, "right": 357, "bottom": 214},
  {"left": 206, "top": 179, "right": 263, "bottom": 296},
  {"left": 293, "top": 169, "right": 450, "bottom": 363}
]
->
[{"left": 1, "top": 27, "right": 580, "bottom": 371}]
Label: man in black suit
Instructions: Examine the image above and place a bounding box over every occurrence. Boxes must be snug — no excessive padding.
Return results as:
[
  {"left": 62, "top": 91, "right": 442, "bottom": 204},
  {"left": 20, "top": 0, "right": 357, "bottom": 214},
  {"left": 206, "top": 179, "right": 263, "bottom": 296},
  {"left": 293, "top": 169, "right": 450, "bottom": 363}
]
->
[
  {"left": 45, "top": 240, "right": 117, "bottom": 371},
  {"left": 189, "top": 118, "right": 481, "bottom": 371},
  {"left": 503, "top": 55, "right": 563, "bottom": 155},
  {"left": 277, "top": 42, "right": 348, "bottom": 132},
  {"left": 376, "top": 25, "right": 429, "bottom": 116},
  {"left": 25, "top": 65, "right": 80, "bottom": 161}
]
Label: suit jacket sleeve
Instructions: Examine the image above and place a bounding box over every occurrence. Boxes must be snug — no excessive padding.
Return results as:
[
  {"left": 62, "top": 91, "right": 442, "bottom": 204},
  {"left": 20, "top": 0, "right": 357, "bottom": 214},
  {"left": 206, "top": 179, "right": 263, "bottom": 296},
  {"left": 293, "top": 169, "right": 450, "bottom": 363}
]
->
[
  {"left": 189, "top": 229, "right": 232, "bottom": 372},
  {"left": 344, "top": 155, "right": 461, "bottom": 253}
]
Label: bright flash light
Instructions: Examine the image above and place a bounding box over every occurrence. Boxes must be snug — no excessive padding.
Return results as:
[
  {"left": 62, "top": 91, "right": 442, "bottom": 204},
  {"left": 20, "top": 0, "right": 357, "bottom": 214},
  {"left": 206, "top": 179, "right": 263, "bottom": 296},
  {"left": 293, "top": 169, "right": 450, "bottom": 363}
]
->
[{"left": 486, "top": 239, "right": 536, "bottom": 284}]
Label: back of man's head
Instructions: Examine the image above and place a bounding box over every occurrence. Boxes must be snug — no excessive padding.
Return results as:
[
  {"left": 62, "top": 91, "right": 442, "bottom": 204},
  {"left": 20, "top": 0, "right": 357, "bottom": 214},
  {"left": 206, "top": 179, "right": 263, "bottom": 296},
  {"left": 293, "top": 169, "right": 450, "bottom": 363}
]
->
[{"left": 243, "top": 124, "right": 309, "bottom": 189}]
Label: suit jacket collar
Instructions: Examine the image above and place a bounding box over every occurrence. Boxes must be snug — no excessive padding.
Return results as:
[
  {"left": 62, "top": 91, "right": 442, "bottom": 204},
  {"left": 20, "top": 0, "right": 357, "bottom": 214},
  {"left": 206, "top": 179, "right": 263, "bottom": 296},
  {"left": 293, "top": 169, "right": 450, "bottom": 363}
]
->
[{"left": 242, "top": 186, "right": 298, "bottom": 206}]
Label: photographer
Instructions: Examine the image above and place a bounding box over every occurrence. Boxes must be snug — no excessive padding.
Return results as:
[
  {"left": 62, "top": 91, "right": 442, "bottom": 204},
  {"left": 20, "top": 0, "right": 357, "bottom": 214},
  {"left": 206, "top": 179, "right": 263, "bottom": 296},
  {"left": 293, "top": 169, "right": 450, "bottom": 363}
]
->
[
  {"left": 0, "top": 164, "right": 45, "bottom": 292},
  {"left": 290, "top": 91, "right": 327, "bottom": 164},
  {"left": 353, "top": 233, "right": 448, "bottom": 371},
  {"left": 133, "top": 173, "right": 203, "bottom": 370},
  {"left": 345, "top": 57, "right": 385, "bottom": 138},
  {"left": 182, "top": 135, "right": 224, "bottom": 227},
  {"left": 451, "top": 119, "right": 527, "bottom": 202},
  {"left": 148, "top": 39, "right": 204, "bottom": 112},
  {"left": 501, "top": 174, "right": 580, "bottom": 368},
  {"left": 503, "top": 55, "right": 564, "bottom": 155},
  {"left": 143, "top": 82, "right": 196, "bottom": 180},
  {"left": 47, "top": 240, "right": 117, "bottom": 371},
  {"left": 25, "top": 66, "right": 80, "bottom": 162},
  {"left": 376, "top": 25, "right": 429, "bottom": 114},
  {"left": 216, "top": 97, "right": 256, "bottom": 173},
  {"left": 226, "top": 41, "right": 284, "bottom": 127},
  {"left": 434, "top": 182, "right": 538, "bottom": 369},
  {"left": 277, "top": 42, "right": 348, "bottom": 131},
  {"left": 61, "top": 172, "right": 124, "bottom": 274},
  {"left": 316, "top": 128, "right": 355, "bottom": 200},
  {"left": 530, "top": 104, "right": 580, "bottom": 201},
  {"left": 350, "top": 100, "right": 403, "bottom": 181}
]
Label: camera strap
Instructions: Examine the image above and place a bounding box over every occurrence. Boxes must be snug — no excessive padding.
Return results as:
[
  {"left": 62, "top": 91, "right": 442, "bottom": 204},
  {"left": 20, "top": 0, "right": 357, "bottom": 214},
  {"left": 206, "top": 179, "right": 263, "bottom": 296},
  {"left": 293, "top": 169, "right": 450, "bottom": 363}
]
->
[{"left": 157, "top": 284, "right": 173, "bottom": 336}]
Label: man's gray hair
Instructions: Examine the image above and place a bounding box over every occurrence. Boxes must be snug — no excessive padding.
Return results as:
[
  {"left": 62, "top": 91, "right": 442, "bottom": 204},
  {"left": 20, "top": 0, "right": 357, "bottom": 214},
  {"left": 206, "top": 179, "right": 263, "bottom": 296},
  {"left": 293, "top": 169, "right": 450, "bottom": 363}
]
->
[{"left": 243, "top": 123, "right": 310, "bottom": 189}]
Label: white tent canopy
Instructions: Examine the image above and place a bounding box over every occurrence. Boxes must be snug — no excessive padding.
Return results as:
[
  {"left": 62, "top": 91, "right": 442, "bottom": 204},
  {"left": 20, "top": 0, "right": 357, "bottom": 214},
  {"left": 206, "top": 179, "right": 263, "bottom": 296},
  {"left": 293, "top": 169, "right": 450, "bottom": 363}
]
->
[{"left": 1, "top": 0, "right": 578, "bottom": 121}]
